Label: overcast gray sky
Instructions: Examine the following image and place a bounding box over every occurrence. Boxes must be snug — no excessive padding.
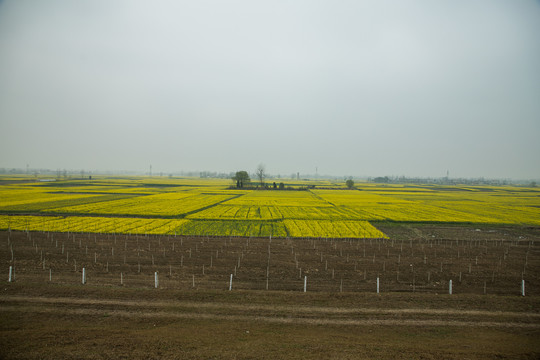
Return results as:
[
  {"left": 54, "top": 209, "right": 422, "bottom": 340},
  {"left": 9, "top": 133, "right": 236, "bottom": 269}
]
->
[{"left": 1, "top": 0, "right": 539, "bottom": 179}]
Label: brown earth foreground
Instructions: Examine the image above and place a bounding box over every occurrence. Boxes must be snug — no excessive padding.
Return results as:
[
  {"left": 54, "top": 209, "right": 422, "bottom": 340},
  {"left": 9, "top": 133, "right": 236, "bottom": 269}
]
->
[
  {"left": 1, "top": 224, "right": 540, "bottom": 359},
  {"left": 1, "top": 282, "right": 540, "bottom": 359}
]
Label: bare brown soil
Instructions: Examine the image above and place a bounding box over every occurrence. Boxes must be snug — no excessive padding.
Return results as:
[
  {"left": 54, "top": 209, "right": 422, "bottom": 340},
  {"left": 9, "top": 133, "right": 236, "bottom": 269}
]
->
[
  {"left": 3, "top": 224, "right": 539, "bottom": 294},
  {"left": 1, "top": 224, "right": 539, "bottom": 359},
  {"left": 1, "top": 285, "right": 540, "bottom": 359},
  {"left": 2, "top": 293, "right": 540, "bottom": 327}
]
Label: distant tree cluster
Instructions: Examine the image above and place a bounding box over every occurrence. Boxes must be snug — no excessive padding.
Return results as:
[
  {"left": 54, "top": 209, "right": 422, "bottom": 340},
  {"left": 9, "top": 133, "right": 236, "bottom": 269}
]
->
[
  {"left": 373, "top": 176, "right": 390, "bottom": 183},
  {"left": 369, "top": 175, "right": 517, "bottom": 186},
  {"left": 232, "top": 171, "right": 250, "bottom": 188},
  {"left": 232, "top": 164, "right": 290, "bottom": 190}
]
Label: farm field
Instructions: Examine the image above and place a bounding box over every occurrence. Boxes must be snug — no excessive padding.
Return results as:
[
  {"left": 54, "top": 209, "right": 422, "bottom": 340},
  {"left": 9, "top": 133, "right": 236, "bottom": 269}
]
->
[
  {"left": 3, "top": 224, "right": 539, "bottom": 294},
  {"left": 1, "top": 224, "right": 540, "bottom": 359},
  {"left": 2, "top": 286, "right": 540, "bottom": 360},
  {"left": 2, "top": 176, "right": 539, "bottom": 359},
  {"left": 0, "top": 176, "right": 539, "bottom": 238}
]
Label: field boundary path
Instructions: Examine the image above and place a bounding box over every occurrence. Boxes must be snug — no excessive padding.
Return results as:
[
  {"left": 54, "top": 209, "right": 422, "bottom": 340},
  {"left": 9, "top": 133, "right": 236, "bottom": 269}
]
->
[{"left": 2, "top": 294, "right": 539, "bottom": 328}]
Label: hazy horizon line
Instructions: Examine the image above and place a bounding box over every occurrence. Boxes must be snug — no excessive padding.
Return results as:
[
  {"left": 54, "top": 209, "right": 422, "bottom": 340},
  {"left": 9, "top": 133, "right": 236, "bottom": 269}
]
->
[{"left": 1, "top": 165, "right": 538, "bottom": 183}]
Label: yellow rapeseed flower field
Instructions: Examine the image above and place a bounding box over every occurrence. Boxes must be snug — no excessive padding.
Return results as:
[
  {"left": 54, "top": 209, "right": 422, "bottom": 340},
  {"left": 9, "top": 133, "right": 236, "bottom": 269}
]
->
[{"left": 0, "top": 176, "right": 539, "bottom": 237}]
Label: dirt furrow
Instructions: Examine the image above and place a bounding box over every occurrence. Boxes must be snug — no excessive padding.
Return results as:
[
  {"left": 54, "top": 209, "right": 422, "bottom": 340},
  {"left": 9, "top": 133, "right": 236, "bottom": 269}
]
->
[
  {"left": 2, "top": 296, "right": 539, "bottom": 328},
  {"left": 2, "top": 295, "right": 539, "bottom": 319},
  {"left": 2, "top": 304, "right": 539, "bottom": 329}
]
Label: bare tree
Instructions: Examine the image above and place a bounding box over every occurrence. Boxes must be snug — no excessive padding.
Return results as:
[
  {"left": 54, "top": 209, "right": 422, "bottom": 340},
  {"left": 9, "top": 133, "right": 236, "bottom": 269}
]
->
[{"left": 256, "top": 164, "right": 266, "bottom": 187}]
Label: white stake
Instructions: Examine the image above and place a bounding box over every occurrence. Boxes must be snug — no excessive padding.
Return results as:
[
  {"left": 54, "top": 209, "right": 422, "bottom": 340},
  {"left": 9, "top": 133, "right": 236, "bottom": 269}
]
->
[
  {"left": 449, "top": 279, "right": 453, "bottom": 295},
  {"left": 154, "top": 272, "right": 159, "bottom": 288},
  {"left": 521, "top": 280, "right": 525, "bottom": 297},
  {"left": 304, "top": 276, "right": 307, "bottom": 292},
  {"left": 8, "top": 266, "right": 13, "bottom": 282},
  {"left": 377, "top": 277, "right": 380, "bottom": 294},
  {"left": 229, "top": 274, "right": 233, "bottom": 291},
  {"left": 82, "top": 268, "right": 86, "bottom": 284}
]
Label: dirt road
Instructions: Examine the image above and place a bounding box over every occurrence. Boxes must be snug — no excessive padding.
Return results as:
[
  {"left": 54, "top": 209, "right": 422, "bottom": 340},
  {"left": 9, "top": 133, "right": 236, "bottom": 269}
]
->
[{"left": 2, "top": 295, "right": 539, "bottom": 328}]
